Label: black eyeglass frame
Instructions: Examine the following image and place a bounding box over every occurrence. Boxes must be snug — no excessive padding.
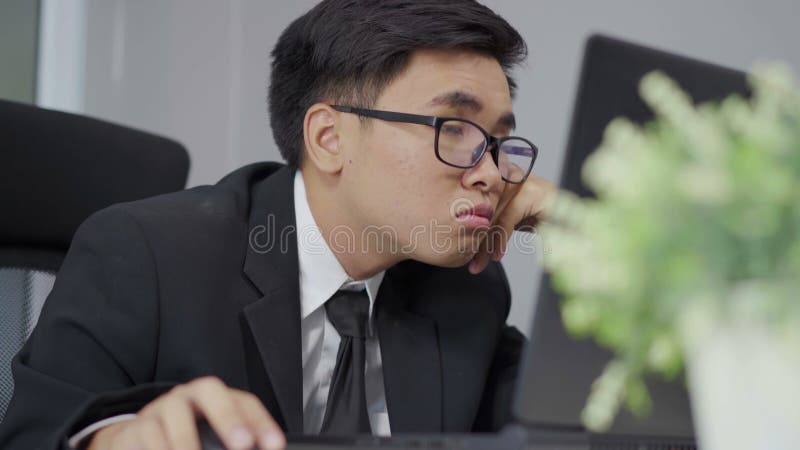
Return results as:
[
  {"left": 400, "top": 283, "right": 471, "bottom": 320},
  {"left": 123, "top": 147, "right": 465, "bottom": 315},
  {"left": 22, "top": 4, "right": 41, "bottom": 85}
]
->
[{"left": 330, "top": 105, "right": 538, "bottom": 184}]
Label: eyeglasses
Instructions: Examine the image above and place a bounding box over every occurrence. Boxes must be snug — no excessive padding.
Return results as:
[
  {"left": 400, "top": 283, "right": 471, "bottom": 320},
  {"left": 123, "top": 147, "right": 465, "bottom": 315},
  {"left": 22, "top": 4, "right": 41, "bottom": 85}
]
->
[{"left": 330, "top": 105, "right": 538, "bottom": 184}]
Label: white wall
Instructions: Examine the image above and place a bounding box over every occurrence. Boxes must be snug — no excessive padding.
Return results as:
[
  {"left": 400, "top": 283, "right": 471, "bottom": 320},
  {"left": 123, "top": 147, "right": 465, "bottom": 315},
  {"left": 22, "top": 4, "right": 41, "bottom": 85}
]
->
[
  {"left": 38, "top": 0, "right": 800, "bottom": 335},
  {"left": 0, "top": 0, "right": 40, "bottom": 103}
]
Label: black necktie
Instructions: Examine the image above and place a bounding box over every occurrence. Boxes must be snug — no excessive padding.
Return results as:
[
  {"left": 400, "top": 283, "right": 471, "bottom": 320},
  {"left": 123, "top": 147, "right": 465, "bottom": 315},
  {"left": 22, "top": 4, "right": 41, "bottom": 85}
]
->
[{"left": 320, "top": 289, "right": 372, "bottom": 434}]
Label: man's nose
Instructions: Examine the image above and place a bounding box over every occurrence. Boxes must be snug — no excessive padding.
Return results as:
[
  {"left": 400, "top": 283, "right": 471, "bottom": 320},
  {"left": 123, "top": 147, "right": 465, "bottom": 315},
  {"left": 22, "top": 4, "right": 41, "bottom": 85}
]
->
[{"left": 461, "top": 148, "right": 503, "bottom": 193}]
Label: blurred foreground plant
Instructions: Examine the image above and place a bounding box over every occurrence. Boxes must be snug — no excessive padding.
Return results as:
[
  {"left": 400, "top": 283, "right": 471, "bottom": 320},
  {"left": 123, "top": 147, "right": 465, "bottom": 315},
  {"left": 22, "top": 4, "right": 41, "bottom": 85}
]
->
[{"left": 540, "top": 63, "right": 800, "bottom": 431}]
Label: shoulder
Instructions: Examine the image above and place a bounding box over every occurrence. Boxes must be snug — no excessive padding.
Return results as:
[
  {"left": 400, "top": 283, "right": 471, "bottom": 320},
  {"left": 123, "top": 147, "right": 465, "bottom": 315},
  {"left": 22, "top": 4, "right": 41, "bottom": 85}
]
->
[
  {"left": 114, "top": 162, "right": 283, "bottom": 225},
  {"left": 66, "top": 162, "right": 288, "bottom": 272},
  {"left": 77, "top": 162, "right": 285, "bottom": 239}
]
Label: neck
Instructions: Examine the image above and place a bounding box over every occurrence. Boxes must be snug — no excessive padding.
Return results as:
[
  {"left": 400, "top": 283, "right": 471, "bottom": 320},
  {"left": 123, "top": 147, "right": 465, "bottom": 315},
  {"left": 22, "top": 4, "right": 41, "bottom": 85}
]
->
[{"left": 300, "top": 166, "right": 403, "bottom": 280}]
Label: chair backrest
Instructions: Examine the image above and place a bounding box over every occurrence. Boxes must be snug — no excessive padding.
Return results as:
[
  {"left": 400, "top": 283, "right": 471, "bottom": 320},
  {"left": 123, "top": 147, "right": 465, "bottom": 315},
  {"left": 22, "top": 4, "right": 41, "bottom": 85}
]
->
[{"left": 0, "top": 99, "right": 190, "bottom": 421}]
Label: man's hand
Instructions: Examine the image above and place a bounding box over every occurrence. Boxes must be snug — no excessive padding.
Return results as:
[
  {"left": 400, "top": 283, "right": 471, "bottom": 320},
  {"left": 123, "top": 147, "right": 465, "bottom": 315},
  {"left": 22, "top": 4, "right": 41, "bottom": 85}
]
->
[
  {"left": 87, "top": 376, "right": 286, "bottom": 450},
  {"left": 469, "top": 172, "right": 557, "bottom": 274}
]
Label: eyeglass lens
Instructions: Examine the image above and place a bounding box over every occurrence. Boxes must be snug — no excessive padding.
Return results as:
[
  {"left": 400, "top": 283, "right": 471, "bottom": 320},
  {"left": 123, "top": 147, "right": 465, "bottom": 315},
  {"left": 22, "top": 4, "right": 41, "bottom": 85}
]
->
[{"left": 437, "top": 119, "right": 534, "bottom": 183}]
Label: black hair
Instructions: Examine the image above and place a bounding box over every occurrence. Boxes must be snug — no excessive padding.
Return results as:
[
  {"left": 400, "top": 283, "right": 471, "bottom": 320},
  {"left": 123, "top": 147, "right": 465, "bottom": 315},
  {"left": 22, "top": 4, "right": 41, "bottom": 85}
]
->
[{"left": 268, "top": 0, "right": 528, "bottom": 169}]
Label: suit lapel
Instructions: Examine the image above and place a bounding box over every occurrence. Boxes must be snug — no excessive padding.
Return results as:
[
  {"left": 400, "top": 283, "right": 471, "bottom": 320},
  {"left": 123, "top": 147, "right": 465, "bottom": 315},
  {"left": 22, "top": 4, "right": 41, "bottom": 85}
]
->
[
  {"left": 376, "top": 265, "right": 443, "bottom": 433},
  {"left": 241, "top": 165, "right": 304, "bottom": 433}
]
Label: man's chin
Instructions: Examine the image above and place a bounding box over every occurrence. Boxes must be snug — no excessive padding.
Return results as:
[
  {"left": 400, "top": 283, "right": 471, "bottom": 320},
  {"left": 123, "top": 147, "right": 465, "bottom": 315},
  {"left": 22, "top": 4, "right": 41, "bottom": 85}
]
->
[{"left": 412, "top": 250, "right": 477, "bottom": 269}]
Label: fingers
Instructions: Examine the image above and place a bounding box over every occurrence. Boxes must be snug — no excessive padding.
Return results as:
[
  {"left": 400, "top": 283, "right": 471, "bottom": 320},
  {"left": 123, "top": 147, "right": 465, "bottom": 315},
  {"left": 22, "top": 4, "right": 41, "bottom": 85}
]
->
[
  {"left": 106, "top": 416, "right": 169, "bottom": 450},
  {"left": 186, "top": 377, "right": 258, "bottom": 450},
  {"left": 136, "top": 416, "right": 170, "bottom": 450},
  {"left": 101, "top": 376, "right": 285, "bottom": 450},
  {"left": 152, "top": 394, "right": 202, "bottom": 450},
  {"left": 467, "top": 173, "right": 556, "bottom": 274},
  {"left": 235, "top": 391, "right": 286, "bottom": 450},
  {"left": 496, "top": 179, "right": 522, "bottom": 218},
  {"left": 491, "top": 197, "right": 528, "bottom": 262},
  {"left": 468, "top": 231, "right": 492, "bottom": 274},
  {"left": 524, "top": 173, "right": 559, "bottom": 219},
  {"left": 186, "top": 377, "right": 285, "bottom": 450}
]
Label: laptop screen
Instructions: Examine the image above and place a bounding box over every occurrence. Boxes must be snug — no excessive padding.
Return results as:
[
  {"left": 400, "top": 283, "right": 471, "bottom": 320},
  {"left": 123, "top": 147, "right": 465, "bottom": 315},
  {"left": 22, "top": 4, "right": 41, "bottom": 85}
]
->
[{"left": 512, "top": 34, "right": 749, "bottom": 438}]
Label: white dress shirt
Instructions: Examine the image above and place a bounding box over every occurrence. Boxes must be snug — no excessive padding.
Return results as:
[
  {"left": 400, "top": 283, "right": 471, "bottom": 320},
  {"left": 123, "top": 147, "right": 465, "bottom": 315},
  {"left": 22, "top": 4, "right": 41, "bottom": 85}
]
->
[
  {"left": 294, "top": 169, "right": 390, "bottom": 436},
  {"left": 68, "top": 169, "right": 390, "bottom": 448}
]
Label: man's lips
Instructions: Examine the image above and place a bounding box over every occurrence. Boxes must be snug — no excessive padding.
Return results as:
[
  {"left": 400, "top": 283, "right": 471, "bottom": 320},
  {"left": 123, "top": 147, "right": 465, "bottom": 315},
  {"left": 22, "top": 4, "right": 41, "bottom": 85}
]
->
[{"left": 455, "top": 203, "right": 495, "bottom": 228}]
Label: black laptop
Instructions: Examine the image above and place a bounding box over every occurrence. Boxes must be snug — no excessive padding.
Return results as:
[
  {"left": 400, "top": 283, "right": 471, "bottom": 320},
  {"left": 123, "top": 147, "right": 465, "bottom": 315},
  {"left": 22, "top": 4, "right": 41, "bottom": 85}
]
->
[{"left": 202, "top": 34, "right": 749, "bottom": 450}]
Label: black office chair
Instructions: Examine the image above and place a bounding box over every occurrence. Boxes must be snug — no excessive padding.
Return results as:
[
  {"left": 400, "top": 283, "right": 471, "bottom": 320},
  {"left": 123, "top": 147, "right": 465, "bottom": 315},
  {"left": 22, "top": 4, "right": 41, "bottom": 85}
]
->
[{"left": 0, "top": 99, "right": 190, "bottom": 421}]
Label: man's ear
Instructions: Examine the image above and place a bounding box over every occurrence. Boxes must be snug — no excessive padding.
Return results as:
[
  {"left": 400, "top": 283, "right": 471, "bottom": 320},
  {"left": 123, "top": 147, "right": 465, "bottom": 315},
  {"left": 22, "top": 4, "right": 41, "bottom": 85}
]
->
[{"left": 303, "top": 103, "right": 343, "bottom": 174}]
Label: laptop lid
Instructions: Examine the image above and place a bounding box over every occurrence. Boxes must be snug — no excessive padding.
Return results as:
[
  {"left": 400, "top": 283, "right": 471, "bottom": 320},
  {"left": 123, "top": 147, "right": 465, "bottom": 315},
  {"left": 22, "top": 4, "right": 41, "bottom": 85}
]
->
[{"left": 512, "top": 34, "right": 749, "bottom": 439}]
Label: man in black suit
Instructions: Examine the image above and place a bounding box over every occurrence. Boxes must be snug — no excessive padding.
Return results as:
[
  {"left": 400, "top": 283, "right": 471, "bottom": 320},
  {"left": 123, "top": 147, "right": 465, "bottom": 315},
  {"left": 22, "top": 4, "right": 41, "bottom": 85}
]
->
[{"left": 0, "top": 1, "right": 555, "bottom": 449}]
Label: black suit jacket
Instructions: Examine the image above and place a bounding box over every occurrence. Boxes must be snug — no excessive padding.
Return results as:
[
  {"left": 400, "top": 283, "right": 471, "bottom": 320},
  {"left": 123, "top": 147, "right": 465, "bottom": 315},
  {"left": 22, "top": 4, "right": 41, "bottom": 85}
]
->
[{"left": 0, "top": 163, "right": 526, "bottom": 449}]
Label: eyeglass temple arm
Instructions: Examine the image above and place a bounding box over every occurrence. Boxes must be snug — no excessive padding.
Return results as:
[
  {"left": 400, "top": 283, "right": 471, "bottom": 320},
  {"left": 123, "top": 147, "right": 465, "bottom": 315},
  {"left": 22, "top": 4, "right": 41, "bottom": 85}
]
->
[{"left": 331, "top": 105, "right": 437, "bottom": 127}]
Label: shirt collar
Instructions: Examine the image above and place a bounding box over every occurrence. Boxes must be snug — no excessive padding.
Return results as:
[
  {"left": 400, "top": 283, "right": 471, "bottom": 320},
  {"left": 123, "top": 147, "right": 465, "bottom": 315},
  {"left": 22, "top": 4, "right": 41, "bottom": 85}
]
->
[{"left": 294, "top": 169, "right": 385, "bottom": 321}]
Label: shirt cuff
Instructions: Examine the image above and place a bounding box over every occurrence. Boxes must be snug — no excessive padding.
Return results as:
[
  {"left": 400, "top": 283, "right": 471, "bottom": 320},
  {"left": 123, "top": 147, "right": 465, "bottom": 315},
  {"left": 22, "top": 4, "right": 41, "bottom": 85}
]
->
[{"left": 67, "top": 414, "right": 138, "bottom": 449}]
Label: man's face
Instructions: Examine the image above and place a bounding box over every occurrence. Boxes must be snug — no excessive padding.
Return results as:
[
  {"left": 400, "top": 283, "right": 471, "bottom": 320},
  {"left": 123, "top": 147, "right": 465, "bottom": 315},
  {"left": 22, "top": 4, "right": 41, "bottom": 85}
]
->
[{"left": 336, "top": 49, "right": 514, "bottom": 267}]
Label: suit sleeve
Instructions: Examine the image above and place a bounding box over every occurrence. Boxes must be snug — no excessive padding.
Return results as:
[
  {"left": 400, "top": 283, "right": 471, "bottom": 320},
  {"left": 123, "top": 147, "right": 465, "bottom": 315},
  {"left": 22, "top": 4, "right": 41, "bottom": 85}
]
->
[
  {"left": 0, "top": 207, "right": 171, "bottom": 449},
  {"left": 472, "top": 261, "right": 528, "bottom": 432}
]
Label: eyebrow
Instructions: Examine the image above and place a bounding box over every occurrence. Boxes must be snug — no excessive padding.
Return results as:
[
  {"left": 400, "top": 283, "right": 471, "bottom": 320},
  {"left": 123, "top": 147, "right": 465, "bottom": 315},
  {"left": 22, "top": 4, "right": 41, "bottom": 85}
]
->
[
  {"left": 429, "top": 91, "right": 483, "bottom": 112},
  {"left": 428, "top": 90, "right": 516, "bottom": 130}
]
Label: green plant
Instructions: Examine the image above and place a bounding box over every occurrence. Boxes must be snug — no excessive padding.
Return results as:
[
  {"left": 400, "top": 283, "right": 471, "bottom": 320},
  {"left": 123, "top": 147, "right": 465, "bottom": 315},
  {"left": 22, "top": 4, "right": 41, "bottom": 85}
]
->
[{"left": 540, "top": 63, "right": 800, "bottom": 431}]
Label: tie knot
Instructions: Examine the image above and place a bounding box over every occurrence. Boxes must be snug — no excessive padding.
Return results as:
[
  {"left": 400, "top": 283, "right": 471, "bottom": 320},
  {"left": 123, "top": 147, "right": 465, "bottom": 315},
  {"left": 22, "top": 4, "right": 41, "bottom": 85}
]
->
[{"left": 325, "top": 289, "right": 370, "bottom": 339}]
